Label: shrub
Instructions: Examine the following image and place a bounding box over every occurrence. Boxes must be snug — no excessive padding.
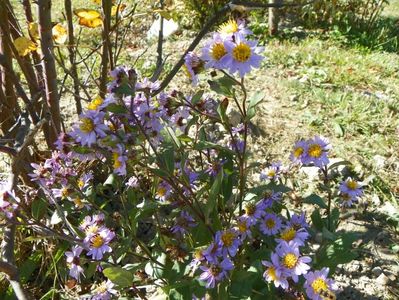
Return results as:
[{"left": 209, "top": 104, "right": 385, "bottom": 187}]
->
[{"left": 1, "top": 19, "right": 362, "bottom": 299}]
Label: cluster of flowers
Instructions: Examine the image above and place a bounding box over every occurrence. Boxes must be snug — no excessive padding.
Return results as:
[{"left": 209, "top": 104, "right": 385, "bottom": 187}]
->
[
  {"left": 190, "top": 172, "right": 338, "bottom": 299},
  {"left": 184, "top": 19, "right": 263, "bottom": 85},
  {"left": 24, "top": 18, "right": 365, "bottom": 299},
  {"left": 65, "top": 213, "right": 116, "bottom": 298},
  {"left": 290, "top": 136, "right": 363, "bottom": 207}
]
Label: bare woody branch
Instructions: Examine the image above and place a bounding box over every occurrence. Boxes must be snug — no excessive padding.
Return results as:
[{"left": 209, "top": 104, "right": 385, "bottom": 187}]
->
[{"left": 37, "top": 0, "right": 61, "bottom": 144}]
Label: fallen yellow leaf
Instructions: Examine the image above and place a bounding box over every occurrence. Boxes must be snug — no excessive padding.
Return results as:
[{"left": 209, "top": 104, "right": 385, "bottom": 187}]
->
[
  {"left": 52, "top": 24, "right": 68, "bottom": 44},
  {"left": 13, "top": 36, "right": 37, "bottom": 56}
]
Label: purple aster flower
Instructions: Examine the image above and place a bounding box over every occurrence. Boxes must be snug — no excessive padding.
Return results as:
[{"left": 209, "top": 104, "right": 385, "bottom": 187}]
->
[
  {"left": 290, "top": 140, "right": 308, "bottom": 164},
  {"left": 78, "top": 173, "right": 93, "bottom": 190},
  {"left": 190, "top": 248, "right": 205, "bottom": 271},
  {"left": 203, "top": 242, "right": 222, "bottom": 264},
  {"left": 65, "top": 246, "right": 84, "bottom": 281},
  {"left": 155, "top": 181, "right": 172, "bottom": 202},
  {"left": 339, "top": 177, "right": 363, "bottom": 198},
  {"left": 126, "top": 176, "right": 139, "bottom": 188},
  {"left": 170, "top": 106, "right": 191, "bottom": 132},
  {"left": 220, "top": 33, "right": 263, "bottom": 77},
  {"left": 276, "top": 225, "right": 309, "bottom": 247},
  {"left": 51, "top": 184, "right": 70, "bottom": 200},
  {"left": 276, "top": 241, "right": 311, "bottom": 282},
  {"left": 205, "top": 159, "right": 225, "bottom": 177},
  {"left": 87, "top": 94, "right": 116, "bottom": 111},
  {"left": 257, "top": 191, "right": 282, "bottom": 210},
  {"left": 70, "top": 111, "right": 108, "bottom": 147},
  {"left": 0, "top": 188, "right": 19, "bottom": 219},
  {"left": 242, "top": 202, "right": 264, "bottom": 226},
  {"left": 215, "top": 229, "right": 241, "bottom": 257},
  {"left": 171, "top": 211, "right": 197, "bottom": 236},
  {"left": 107, "top": 65, "right": 136, "bottom": 93},
  {"left": 303, "top": 267, "right": 338, "bottom": 300},
  {"left": 259, "top": 213, "right": 282, "bottom": 236},
  {"left": 199, "top": 258, "right": 234, "bottom": 289},
  {"left": 86, "top": 228, "right": 115, "bottom": 260},
  {"left": 218, "top": 19, "right": 252, "bottom": 38},
  {"left": 202, "top": 33, "right": 229, "bottom": 69},
  {"left": 228, "top": 137, "right": 245, "bottom": 153},
  {"left": 29, "top": 162, "right": 52, "bottom": 186},
  {"left": 302, "top": 136, "right": 331, "bottom": 168},
  {"left": 92, "top": 280, "right": 118, "bottom": 300},
  {"left": 339, "top": 192, "right": 358, "bottom": 207},
  {"left": 262, "top": 252, "right": 289, "bottom": 289},
  {"left": 111, "top": 144, "right": 128, "bottom": 176},
  {"left": 288, "top": 212, "right": 309, "bottom": 230},
  {"left": 260, "top": 161, "right": 282, "bottom": 181},
  {"left": 235, "top": 217, "right": 252, "bottom": 241},
  {"left": 136, "top": 77, "right": 160, "bottom": 92},
  {"left": 184, "top": 51, "right": 204, "bottom": 86}
]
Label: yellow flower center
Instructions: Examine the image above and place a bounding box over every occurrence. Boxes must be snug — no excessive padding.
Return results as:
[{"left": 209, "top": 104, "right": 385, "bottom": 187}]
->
[
  {"left": 294, "top": 147, "right": 304, "bottom": 158},
  {"left": 311, "top": 278, "right": 328, "bottom": 294},
  {"left": 157, "top": 186, "right": 167, "bottom": 197},
  {"left": 194, "top": 249, "right": 203, "bottom": 260},
  {"left": 61, "top": 187, "right": 69, "bottom": 198},
  {"left": 281, "top": 227, "right": 296, "bottom": 242},
  {"left": 79, "top": 118, "right": 95, "bottom": 133},
  {"left": 210, "top": 265, "right": 221, "bottom": 276},
  {"left": 219, "top": 19, "right": 239, "bottom": 35},
  {"left": 87, "top": 96, "right": 103, "bottom": 110},
  {"left": 85, "top": 224, "right": 99, "bottom": 235},
  {"left": 74, "top": 197, "right": 84, "bottom": 208},
  {"left": 237, "top": 220, "right": 247, "bottom": 233},
  {"left": 78, "top": 179, "right": 84, "bottom": 189},
  {"left": 112, "top": 152, "right": 122, "bottom": 169},
  {"left": 282, "top": 253, "right": 298, "bottom": 269},
  {"left": 267, "top": 266, "right": 277, "bottom": 281},
  {"left": 267, "top": 169, "right": 276, "bottom": 177},
  {"left": 265, "top": 218, "right": 276, "bottom": 229},
  {"left": 221, "top": 231, "right": 235, "bottom": 247},
  {"left": 346, "top": 180, "right": 357, "bottom": 190},
  {"left": 308, "top": 144, "right": 322, "bottom": 158},
  {"left": 95, "top": 282, "right": 108, "bottom": 293},
  {"left": 244, "top": 203, "right": 256, "bottom": 216},
  {"left": 91, "top": 235, "right": 104, "bottom": 248},
  {"left": 233, "top": 43, "right": 251, "bottom": 62},
  {"left": 211, "top": 43, "right": 227, "bottom": 60}
]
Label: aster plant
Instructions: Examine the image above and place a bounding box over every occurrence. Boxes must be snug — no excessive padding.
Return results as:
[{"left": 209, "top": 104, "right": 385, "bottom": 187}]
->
[{"left": 17, "top": 18, "right": 364, "bottom": 300}]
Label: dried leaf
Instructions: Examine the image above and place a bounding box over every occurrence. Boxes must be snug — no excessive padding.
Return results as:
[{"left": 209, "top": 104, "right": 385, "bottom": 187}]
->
[
  {"left": 111, "top": 4, "right": 126, "bottom": 16},
  {"left": 28, "top": 22, "right": 39, "bottom": 41},
  {"left": 52, "top": 24, "right": 68, "bottom": 44},
  {"left": 13, "top": 36, "right": 37, "bottom": 56},
  {"left": 74, "top": 8, "right": 103, "bottom": 28}
]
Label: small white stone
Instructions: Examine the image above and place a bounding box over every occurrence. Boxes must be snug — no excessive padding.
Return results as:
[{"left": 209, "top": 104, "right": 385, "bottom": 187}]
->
[{"left": 376, "top": 273, "right": 390, "bottom": 285}]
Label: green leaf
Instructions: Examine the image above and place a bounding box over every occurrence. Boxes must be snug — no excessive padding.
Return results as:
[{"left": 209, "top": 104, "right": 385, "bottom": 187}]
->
[
  {"left": 106, "top": 103, "right": 128, "bottom": 114},
  {"left": 333, "top": 122, "right": 345, "bottom": 137},
  {"left": 246, "top": 91, "right": 264, "bottom": 120},
  {"left": 328, "top": 160, "right": 351, "bottom": 171},
  {"left": 303, "top": 194, "right": 328, "bottom": 209},
  {"left": 160, "top": 146, "right": 175, "bottom": 174},
  {"left": 191, "top": 90, "right": 204, "bottom": 105},
  {"left": 103, "top": 267, "right": 134, "bottom": 288},
  {"left": 31, "top": 198, "right": 47, "bottom": 219},
  {"left": 206, "top": 170, "right": 224, "bottom": 219},
  {"left": 311, "top": 209, "right": 324, "bottom": 231}
]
